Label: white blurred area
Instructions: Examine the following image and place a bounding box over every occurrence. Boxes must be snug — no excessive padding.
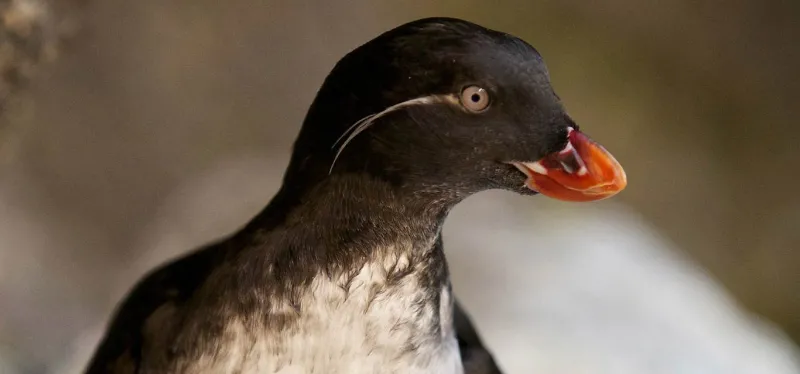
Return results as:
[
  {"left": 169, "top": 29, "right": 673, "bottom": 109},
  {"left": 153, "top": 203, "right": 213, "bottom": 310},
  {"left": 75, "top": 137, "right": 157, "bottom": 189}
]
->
[
  {"left": 447, "top": 193, "right": 800, "bottom": 374},
  {"left": 13, "top": 152, "right": 791, "bottom": 374}
]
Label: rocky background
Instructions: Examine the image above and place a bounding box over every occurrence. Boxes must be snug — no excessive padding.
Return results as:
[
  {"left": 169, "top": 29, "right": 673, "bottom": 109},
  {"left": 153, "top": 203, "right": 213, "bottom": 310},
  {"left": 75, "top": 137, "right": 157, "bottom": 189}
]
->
[{"left": 0, "top": 1, "right": 798, "bottom": 373}]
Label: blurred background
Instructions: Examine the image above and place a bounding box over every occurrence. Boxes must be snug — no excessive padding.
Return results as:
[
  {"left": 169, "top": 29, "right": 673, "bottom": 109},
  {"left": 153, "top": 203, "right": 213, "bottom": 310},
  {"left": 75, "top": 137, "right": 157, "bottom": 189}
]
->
[{"left": 0, "top": 0, "right": 798, "bottom": 373}]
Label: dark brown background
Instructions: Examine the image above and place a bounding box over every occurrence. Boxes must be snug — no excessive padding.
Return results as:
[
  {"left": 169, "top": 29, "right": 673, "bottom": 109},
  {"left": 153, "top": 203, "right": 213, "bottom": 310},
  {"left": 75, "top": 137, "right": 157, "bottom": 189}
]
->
[{"left": 0, "top": 1, "right": 797, "bottom": 373}]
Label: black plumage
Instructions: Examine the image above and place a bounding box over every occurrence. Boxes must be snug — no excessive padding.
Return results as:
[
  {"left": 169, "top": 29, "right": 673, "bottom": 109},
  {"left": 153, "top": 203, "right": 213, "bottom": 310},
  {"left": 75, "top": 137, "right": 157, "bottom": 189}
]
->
[{"left": 85, "top": 17, "right": 625, "bottom": 374}]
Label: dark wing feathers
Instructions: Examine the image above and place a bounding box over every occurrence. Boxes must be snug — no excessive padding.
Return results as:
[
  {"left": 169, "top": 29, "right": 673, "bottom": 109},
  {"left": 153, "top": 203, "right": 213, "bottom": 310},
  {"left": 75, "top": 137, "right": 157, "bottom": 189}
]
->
[
  {"left": 454, "top": 300, "right": 505, "bottom": 374},
  {"left": 84, "top": 246, "right": 223, "bottom": 374}
]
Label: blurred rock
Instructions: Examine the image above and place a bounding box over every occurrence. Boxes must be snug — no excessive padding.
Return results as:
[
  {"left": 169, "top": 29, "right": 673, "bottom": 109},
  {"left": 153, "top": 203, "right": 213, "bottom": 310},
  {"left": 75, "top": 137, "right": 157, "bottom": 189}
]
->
[
  {"left": 0, "top": 0, "right": 84, "bottom": 163},
  {"left": 446, "top": 194, "right": 800, "bottom": 374}
]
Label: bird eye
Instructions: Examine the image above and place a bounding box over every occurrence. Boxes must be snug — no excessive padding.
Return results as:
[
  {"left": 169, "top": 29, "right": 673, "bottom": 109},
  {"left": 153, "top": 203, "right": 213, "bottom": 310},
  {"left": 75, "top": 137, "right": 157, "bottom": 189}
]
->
[{"left": 460, "top": 86, "right": 490, "bottom": 112}]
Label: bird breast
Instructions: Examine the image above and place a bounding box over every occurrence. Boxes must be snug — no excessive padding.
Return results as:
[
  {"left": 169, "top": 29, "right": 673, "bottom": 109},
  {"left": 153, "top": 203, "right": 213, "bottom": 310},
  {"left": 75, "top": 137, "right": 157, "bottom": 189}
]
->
[{"left": 180, "top": 244, "right": 463, "bottom": 374}]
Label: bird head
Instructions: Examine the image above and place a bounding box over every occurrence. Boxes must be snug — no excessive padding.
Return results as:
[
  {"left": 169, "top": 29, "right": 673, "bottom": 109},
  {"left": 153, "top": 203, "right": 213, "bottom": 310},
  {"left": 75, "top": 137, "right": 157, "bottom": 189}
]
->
[{"left": 286, "top": 17, "right": 626, "bottom": 203}]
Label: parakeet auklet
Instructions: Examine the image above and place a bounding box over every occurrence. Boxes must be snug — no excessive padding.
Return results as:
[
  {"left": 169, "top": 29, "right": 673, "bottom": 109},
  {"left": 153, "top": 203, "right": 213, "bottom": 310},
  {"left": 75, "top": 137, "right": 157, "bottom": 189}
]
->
[{"left": 84, "top": 17, "right": 626, "bottom": 374}]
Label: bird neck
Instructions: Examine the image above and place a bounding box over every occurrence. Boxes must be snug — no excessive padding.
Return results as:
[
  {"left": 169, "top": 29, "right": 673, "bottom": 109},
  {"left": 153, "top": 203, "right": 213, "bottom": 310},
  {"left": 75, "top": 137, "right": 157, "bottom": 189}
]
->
[
  {"left": 242, "top": 173, "right": 455, "bottom": 281},
  {"left": 231, "top": 174, "right": 457, "bottom": 359}
]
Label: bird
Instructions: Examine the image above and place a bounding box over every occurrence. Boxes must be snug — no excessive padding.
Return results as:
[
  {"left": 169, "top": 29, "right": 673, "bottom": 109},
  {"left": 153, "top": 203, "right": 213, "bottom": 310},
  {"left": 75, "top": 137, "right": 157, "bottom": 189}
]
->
[{"left": 84, "top": 17, "right": 626, "bottom": 374}]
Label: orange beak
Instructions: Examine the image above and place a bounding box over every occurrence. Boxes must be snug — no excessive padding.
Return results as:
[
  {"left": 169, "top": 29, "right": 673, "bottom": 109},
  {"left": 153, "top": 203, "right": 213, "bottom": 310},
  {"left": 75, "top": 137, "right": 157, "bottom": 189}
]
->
[{"left": 512, "top": 128, "right": 627, "bottom": 202}]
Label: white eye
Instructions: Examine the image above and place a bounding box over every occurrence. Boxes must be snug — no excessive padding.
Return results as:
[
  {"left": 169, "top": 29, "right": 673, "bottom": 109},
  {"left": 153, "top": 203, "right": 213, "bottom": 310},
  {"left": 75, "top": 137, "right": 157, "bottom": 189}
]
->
[{"left": 460, "top": 86, "right": 490, "bottom": 112}]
